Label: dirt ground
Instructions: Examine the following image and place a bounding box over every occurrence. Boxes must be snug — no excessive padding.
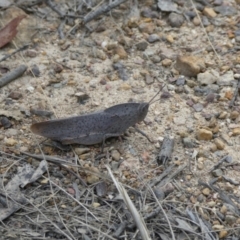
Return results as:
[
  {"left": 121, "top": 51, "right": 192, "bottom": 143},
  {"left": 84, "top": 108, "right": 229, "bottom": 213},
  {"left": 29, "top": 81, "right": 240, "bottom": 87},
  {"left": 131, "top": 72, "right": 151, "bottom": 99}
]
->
[{"left": 1, "top": 0, "right": 240, "bottom": 239}]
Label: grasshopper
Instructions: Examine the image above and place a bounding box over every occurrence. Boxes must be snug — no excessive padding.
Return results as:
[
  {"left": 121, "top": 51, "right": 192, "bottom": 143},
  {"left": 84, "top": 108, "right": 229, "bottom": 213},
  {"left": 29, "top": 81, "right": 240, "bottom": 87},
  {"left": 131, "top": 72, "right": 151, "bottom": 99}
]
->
[{"left": 31, "top": 87, "right": 163, "bottom": 148}]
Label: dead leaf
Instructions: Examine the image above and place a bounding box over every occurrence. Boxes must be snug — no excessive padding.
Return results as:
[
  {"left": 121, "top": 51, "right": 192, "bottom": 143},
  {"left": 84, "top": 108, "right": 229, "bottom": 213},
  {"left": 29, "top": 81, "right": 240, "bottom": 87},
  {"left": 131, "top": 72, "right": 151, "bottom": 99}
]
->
[
  {"left": 0, "top": 15, "right": 26, "bottom": 48},
  {"left": 0, "top": 160, "right": 47, "bottom": 221}
]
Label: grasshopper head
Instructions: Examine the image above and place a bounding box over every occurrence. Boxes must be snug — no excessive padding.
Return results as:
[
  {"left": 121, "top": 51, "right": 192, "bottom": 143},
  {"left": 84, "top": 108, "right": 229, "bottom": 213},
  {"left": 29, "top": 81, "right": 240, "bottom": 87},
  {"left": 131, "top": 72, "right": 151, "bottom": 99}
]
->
[{"left": 137, "top": 103, "right": 149, "bottom": 122}]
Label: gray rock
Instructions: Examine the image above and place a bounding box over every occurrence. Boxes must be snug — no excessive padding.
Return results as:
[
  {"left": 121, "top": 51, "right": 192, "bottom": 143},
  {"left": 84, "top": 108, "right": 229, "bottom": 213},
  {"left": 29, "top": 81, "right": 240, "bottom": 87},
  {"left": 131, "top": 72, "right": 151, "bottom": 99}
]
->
[
  {"left": 143, "top": 48, "right": 156, "bottom": 58},
  {"left": 225, "top": 215, "right": 237, "bottom": 225},
  {"left": 176, "top": 76, "right": 185, "bottom": 86},
  {"left": 212, "top": 169, "right": 223, "bottom": 177},
  {"left": 213, "top": 0, "right": 223, "bottom": 6},
  {"left": 150, "top": 55, "right": 161, "bottom": 63},
  {"left": 136, "top": 41, "right": 148, "bottom": 51},
  {"left": 158, "top": 0, "right": 179, "bottom": 13},
  {"left": 202, "top": 16, "right": 210, "bottom": 26},
  {"left": 111, "top": 161, "right": 120, "bottom": 171},
  {"left": 235, "top": 36, "right": 240, "bottom": 43},
  {"left": 214, "top": 6, "right": 237, "bottom": 16},
  {"left": 193, "top": 103, "right": 204, "bottom": 112},
  {"left": 141, "top": 8, "right": 159, "bottom": 18},
  {"left": 168, "top": 13, "right": 185, "bottom": 28},
  {"left": 183, "top": 137, "right": 196, "bottom": 148},
  {"left": 217, "top": 71, "right": 234, "bottom": 85},
  {"left": 159, "top": 47, "right": 177, "bottom": 60},
  {"left": 145, "top": 74, "right": 154, "bottom": 85},
  {"left": 197, "top": 69, "right": 219, "bottom": 85},
  {"left": 5, "top": 129, "right": 18, "bottom": 136},
  {"left": 197, "top": 194, "right": 206, "bottom": 203},
  {"left": 148, "top": 34, "right": 160, "bottom": 43},
  {"left": 111, "top": 149, "right": 121, "bottom": 161}
]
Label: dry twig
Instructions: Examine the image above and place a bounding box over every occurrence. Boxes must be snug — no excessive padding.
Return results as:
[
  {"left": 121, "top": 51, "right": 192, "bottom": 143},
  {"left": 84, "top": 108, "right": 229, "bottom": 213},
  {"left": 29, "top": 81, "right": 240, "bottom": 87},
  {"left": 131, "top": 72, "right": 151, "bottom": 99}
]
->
[
  {"left": 106, "top": 165, "right": 151, "bottom": 240},
  {"left": 83, "top": 0, "right": 128, "bottom": 24},
  {"left": 0, "top": 65, "right": 27, "bottom": 88}
]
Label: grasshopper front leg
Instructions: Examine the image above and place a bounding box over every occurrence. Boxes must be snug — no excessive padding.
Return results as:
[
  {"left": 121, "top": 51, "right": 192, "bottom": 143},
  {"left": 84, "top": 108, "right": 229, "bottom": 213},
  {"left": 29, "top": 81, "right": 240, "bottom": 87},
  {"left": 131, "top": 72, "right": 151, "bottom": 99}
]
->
[{"left": 133, "top": 127, "right": 153, "bottom": 143}]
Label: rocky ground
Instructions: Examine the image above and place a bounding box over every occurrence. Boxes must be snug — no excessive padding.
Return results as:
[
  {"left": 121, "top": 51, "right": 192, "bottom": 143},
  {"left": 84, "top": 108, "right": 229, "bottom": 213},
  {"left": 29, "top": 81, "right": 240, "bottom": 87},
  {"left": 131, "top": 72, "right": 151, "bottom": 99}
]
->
[{"left": 1, "top": 0, "right": 240, "bottom": 239}]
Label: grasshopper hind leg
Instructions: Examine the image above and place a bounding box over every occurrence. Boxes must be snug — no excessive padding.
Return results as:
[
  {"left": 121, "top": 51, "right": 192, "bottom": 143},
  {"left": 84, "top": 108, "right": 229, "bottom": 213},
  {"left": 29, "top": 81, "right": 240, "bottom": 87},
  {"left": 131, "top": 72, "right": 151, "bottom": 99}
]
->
[{"left": 101, "top": 133, "right": 122, "bottom": 152}]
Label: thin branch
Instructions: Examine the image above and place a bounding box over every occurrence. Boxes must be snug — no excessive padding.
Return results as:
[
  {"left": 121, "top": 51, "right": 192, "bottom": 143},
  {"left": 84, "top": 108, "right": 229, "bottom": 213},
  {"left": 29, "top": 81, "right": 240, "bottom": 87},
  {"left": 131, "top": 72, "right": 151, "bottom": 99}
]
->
[
  {"left": 190, "top": 0, "right": 220, "bottom": 61},
  {"left": 83, "top": 0, "right": 128, "bottom": 24},
  {"left": 0, "top": 65, "right": 27, "bottom": 88},
  {"left": 0, "top": 44, "right": 30, "bottom": 63}
]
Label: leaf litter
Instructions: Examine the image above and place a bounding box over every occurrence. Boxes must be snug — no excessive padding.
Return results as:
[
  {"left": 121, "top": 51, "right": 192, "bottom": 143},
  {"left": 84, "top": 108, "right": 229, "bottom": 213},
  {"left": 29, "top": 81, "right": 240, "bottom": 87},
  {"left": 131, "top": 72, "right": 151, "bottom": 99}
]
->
[
  {"left": 1, "top": 0, "right": 240, "bottom": 239},
  {"left": 0, "top": 15, "right": 26, "bottom": 48}
]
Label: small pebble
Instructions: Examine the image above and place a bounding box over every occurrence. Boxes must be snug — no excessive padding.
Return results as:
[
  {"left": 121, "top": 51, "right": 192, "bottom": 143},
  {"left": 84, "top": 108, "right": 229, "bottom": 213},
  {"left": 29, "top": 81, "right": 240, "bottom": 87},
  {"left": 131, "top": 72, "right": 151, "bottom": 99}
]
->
[
  {"left": 212, "top": 169, "right": 223, "bottom": 177},
  {"left": 202, "top": 187, "right": 211, "bottom": 196},
  {"left": 138, "top": 22, "right": 155, "bottom": 34},
  {"left": 210, "top": 143, "right": 218, "bottom": 152},
  {"left": 213, "top": 224, "right": 224, "bottom": 230},
  {"left": 186, "top": 80, "right": 197, "bottom": 88},
  {"left": 31, "top": 65, "right": 40, "bottom": 77},
  {"left": 214, "top": 138, "right": 225, "bottom": 150},
  {"left": 193, "top": 103, "right": 203, "bottom": 112},
  {"left": 193, "top": 16, "right": 200, "bottom": 26},
  {"left": 213, "top": 0, "right": 223, "bottom": 6},
  {"left": 75, "top": 92, "right": 90, "bottom": 104},
  {"left": 115, "top": 46, "right": 127, "bottom": 59},
  {"left": 208, "top": 201, "right": 216, "bottom": 207},
  {"left": 145, "top": 74, "right": 154, "bottom": 85},
  {"left": 4, "top": 138, "right": 17, "bottom": 146},
  {"left": 25, "top": 50, "right": 37, "bottom": 58},
  {"left": 161, "top": 58, "right": 172, "bottom": 67},
  {"left": 176, "top": 76, "right": 185, "bottom": 86},
  {"left": 8, "top": 91, "right": 23, "bottom": 100},
  {"left": 141, "top": 8, "right": 159, "bottom": 18},
  {"left": 147, "top": 34, "right": 160, "bottom": 43},
  {"left": 168, "top": 13, "right": 184, "bottom": 27},
  {"left": 197, "top": 163, "right": 204, "bottom": 170},
  {"left": 214, "top": 5, "right": 237, "bottom": 16},
  {"left": 218, "top": 112, "right": 228, "bottom": 119},
  {"left": 53, "top": 63, "right": 63, "bottom": 73},
  {"left": 203, "top": 7, "right": 217, "bottom": 18},
  {"left": 205, "top": 93, "right": 216, "bottom": 103},
  {"left": 175, "top": 55, "right": 205, "bottom": 77},
  {"left": 75, "top": 147, "right": 90, "bottom": 155},
  {"left": 197, "top": 194, "right": 205, "bottom": 203},
  {"left": 230, "top": 111, "right": 239, "bottom": 120},
  {"left": 197, "top": 69, "right": 219, "bottom": 85},
  {"left": 197, "top": 129, "right": 212, "bottom": 140},
  {"left": 127, "top": 17, "right": 139, "bottom": 28},
  {"left": 220, "top": 205, "right": 227, "bottom": 214},
  {"left": 209, "top": 117, "right": 217, "bottom": 128},
  {"left": 86, "top": 167, "right": 100, "bottom": 184},
  {"left": 166, "top": 34, "right": 174, "bottom": 43},
  {"left": 232, "top": 128, "right": 240, "bottom": 136},
  {"left": 151, "top": 55, "right": 161, "bottom": 63},
  {"left": 119, "top": 83, "right": 131, "bottom": 90},
  {"left": 92, "top": 202, "right": 100, "bottom": 208},
  {"left": 136, "top": 41, "right": 148, "bottom": 51},
  {"left": 219, "top": 230, "right": 228, "bottom": 239},
  {"left": 111, "top": 149, "right": 121, "bottom": 161},
  {"left": 183, "top": 137, "right": 196, "bottom": 148},
  {"left": 1, "top": 117, "right": 12, "bottom": 128},
  {"left": 225, "top": 215, "right": 237, "bottom": 225}
]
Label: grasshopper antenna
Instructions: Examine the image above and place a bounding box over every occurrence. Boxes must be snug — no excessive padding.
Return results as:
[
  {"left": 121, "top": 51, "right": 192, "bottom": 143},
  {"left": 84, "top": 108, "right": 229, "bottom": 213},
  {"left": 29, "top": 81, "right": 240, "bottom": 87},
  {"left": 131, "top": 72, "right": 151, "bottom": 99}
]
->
[{"left": 149, "top": 83, "right": 166, "bottom": 105}]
